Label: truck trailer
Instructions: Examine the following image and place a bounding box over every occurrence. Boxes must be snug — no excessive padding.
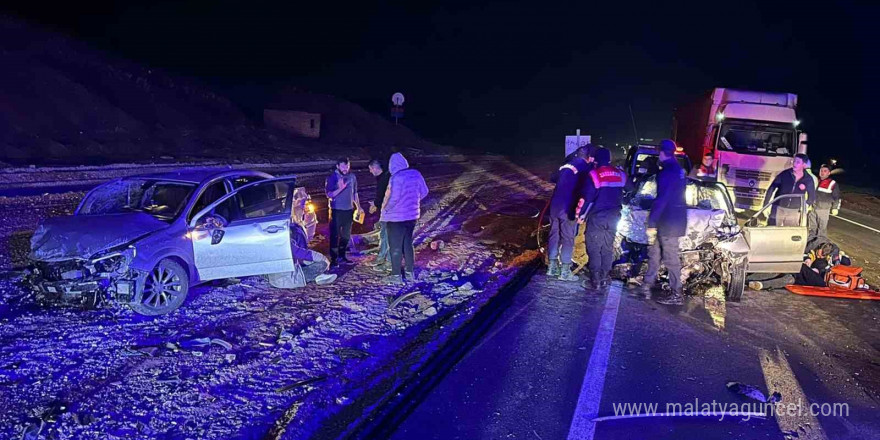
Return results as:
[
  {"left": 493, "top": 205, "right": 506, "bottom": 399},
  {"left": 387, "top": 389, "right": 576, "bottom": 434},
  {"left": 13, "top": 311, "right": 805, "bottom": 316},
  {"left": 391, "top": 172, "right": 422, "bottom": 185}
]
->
[{"left": 674, "top": 88, "right": 807, "bottom": 210}]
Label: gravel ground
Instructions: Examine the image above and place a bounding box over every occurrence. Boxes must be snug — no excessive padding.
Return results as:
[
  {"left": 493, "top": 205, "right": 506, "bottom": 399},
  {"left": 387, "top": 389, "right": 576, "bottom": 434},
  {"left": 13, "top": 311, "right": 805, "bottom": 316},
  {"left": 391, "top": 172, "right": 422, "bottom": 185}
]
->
[{"left": 0, "top": 158, "right": 553, "bottom": 439}]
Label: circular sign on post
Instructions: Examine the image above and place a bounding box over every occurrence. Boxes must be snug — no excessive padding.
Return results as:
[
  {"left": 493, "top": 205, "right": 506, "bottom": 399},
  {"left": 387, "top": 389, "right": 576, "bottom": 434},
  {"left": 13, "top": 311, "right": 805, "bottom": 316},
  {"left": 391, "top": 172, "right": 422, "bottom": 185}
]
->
[{"left": 392, "top": 92, "right": 405, "bottom": 106}]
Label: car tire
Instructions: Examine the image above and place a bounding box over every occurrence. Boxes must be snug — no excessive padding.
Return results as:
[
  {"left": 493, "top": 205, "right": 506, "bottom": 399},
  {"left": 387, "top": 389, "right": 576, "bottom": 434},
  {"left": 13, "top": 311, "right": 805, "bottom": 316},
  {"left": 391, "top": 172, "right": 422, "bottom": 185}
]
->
[
  {"left": 131, "top": 259, "right": 189, "bottom": 315},
  {"left": 726, "top": 261, "right": 746, "bottom": 302}
]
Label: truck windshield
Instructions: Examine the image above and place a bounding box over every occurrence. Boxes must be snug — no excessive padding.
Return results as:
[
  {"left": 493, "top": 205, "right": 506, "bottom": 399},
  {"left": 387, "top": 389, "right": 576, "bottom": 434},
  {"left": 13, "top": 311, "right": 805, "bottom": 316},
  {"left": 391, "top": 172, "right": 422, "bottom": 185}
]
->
[{"left": 717, "top": 123, "right": 794, "bottom": 156}]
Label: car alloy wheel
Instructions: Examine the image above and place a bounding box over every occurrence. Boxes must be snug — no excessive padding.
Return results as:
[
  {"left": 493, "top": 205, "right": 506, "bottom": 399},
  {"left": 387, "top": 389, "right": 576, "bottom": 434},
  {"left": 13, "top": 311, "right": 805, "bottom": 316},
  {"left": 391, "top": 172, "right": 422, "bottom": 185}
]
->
[{"left": 133, "top": 259, "right": 189, "bottom": 315}]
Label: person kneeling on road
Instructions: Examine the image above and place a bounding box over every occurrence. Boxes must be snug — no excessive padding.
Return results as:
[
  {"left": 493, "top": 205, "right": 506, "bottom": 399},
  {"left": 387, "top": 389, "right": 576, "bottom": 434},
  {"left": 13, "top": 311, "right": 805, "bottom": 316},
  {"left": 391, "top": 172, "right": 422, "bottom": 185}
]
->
[
  {"left": 643, "top": 140, "right": 688, "bottom": 305},
  {"left": 267, "top": 222, "right": 337, "bottom": 288},
  {"left": 578, "top": 147, "right": 625, "bottom": 290}
]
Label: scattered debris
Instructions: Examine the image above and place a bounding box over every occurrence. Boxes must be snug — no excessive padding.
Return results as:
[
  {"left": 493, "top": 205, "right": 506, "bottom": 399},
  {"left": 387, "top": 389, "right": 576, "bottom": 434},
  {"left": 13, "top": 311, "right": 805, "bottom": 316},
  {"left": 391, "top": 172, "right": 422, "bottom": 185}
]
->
[
  {"left": 276, "top": 376, "right": 327, "bottom": 393},
  {"left": 211, "top": 338, "right": 233, "bottom": 350},
  {"left": 335, "top": 348, "right": 370, "bottom": 361},
  {"left": 389, "top": 292, "right": 419, "bottom": 309},
  {"left": 726, "top": 381, "right": 781, "bottom": 403}
]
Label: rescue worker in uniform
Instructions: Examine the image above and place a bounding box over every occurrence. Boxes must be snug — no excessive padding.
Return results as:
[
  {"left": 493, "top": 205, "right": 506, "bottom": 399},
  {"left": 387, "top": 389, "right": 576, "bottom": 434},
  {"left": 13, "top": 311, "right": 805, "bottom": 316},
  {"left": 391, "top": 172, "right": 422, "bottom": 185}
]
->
[
  {"left": 815, "top": 164, "right": 841, "bottom": 238},
  {"left": 642, "top": 140, "right": 688, "bottom": 305},
  {"left": 578, "top": 147, "right": 626, "bottom": 289},
  {"left": 546, "top": 146, "right": 592, "bottom": 281},
  {"left": 688, "top": 152, "right": 717, "bottom": 180}
]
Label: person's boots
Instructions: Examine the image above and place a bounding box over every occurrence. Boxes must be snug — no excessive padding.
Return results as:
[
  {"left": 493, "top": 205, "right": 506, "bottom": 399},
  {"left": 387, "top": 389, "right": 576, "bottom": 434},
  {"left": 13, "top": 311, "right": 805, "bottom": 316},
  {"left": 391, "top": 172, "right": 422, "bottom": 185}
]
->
[
  {"left": 558, "top": 265, "right": 579, "bottom": 282},
  {"left": 405, "top": 271, "right": 417, "bottom": 282},
  {"left": 581, "top": 278, "right": 599, "bottom": 290},
  {"left": 656, "top": 289, "right": 684, "bottom": 305},
  {"left": 383, "top": 274, "right": 404, "bottom": 285},
  {"left": 372, "top": 262, "right": 391, "bottom": 273},
  {"left": 546, "top": 259, "right": 561, "bottom": 277}
]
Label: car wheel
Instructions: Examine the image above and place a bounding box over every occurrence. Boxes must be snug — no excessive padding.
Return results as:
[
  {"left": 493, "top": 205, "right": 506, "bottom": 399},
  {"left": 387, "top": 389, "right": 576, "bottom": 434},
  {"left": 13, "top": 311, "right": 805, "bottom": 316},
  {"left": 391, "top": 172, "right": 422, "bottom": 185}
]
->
[
  {"left": 131, "top": 259, "right": 189, "bottom": 315},
  {"left": 726, "top": 260, "right": 746, "bottom": 302}
]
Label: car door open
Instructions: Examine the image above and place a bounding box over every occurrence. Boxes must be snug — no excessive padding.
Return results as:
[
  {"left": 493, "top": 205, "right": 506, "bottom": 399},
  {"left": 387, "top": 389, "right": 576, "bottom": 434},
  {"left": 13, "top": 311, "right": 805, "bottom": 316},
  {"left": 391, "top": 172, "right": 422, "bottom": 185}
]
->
[
  {"left": 743, "top": 194, "right": 808, "bottom": 273},
  {"left": 189, "top": 177, "right": 297, "bottom": 281}
]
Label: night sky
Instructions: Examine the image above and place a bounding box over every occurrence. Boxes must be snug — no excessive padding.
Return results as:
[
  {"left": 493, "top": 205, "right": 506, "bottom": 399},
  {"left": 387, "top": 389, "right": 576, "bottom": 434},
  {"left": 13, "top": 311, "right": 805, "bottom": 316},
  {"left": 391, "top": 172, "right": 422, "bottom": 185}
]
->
[{"left": 5, "top": 1, "right": 878, "bottom": 170}]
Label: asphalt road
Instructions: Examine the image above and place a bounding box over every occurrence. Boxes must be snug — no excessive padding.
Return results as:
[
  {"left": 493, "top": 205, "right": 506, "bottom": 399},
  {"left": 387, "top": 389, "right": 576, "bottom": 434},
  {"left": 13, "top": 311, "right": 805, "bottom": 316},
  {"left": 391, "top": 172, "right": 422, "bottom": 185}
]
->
[
  {"left": 393, "top": 224, "right": 880, "bottom": 440},
  {"left": 828, "top": 209, "right": 880, "bottom": 286}
]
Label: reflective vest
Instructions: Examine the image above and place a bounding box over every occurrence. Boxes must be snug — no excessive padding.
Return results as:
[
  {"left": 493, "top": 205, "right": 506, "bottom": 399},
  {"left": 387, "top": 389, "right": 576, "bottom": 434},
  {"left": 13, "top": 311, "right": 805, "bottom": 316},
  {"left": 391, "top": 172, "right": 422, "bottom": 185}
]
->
[
  {"left": 818, "top": 178, "right": 837, "bottom": 194},
  {"left": 696, "top": 165, "right": 716, "bottom": 178},
  {"left": 589, "top": 165, "right": 626, "bottom": 189}
]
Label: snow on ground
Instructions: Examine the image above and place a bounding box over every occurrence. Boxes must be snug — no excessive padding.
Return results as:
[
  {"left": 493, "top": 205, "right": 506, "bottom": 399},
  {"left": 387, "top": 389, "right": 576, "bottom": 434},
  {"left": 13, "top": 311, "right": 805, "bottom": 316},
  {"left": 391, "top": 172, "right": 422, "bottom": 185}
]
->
[{"left": 0, "top": 158, "right": 552, "bottom": 439}]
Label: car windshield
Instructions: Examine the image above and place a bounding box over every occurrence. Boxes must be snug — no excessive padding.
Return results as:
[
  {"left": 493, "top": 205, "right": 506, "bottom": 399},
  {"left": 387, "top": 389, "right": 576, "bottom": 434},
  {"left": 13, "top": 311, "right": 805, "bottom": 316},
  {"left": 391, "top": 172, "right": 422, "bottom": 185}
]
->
[
  {"left": 632, "top": 152, "right": 690, "bottom": 176},
  {"left": 717, "top": 122, "right": 795, "bottom": 156},
  {"left": 78, "top": 179, "right": 197, "bottom": 221},
  {"left": 633, "top": 177, "right": 734, "bottom": 218}
]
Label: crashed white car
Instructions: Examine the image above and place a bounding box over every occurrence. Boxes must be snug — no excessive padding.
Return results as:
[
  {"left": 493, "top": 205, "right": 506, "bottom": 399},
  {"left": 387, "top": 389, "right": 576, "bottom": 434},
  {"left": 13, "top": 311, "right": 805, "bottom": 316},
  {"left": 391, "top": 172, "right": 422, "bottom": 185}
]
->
[
  {"left": 29, "top": 169, "right": 317, "bottom": 315},
  {"left": 616, "top": 177, "right": 808, "bottom": 300}
]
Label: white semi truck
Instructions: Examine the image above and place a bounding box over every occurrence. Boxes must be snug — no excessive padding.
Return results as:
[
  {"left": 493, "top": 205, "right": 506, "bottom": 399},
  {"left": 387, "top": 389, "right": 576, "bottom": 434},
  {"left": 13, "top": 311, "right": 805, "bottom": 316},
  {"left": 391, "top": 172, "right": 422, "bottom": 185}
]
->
[{"left": 674, "top": 88, "right": 808, "bottom": 210}]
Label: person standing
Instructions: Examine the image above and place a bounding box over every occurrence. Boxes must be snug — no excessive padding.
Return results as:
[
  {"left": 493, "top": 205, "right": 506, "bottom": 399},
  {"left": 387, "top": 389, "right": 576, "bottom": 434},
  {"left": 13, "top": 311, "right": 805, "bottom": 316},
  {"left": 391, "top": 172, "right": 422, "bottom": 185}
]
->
[
  {"left": 325, "top": 157, "right": 362, "bottom": 267},
  {"left": 689, "top": 152, "right": 717, "bottom": 180},
  {"left": 381, "top": 153, "right": 429, "bottom": 285},
  {"left": 546, "top": 146, "right": 592, "bottom": 281},
  {"left": 815, "top": 164, "right": 841, "bottom": 238},
  {"left": 643, "top": 140, "right": 688, "bottom": 305},
  {"left": 367, "top": 158, "right": 392, "bottom": 272},
  {"left": 762, "top": 154, "right": 815, "bottom": 227},
  {"left": 578, "top": 147, "right": 626, "bottom": 289}
]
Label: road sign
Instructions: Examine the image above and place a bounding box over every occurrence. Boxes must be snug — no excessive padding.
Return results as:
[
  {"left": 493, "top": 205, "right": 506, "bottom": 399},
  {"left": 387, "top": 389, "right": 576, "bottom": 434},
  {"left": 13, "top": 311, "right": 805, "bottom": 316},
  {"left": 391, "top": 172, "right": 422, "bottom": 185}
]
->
[{"left": 392, "top": 92, "right": 405, "bottom": 106}]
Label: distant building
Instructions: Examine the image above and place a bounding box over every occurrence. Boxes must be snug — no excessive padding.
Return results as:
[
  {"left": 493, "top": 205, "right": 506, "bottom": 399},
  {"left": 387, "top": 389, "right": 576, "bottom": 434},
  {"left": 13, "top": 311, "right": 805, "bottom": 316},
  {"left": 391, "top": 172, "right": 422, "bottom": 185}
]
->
[{"left": 263, "top": 109, "right": 321, "bottom": 139}]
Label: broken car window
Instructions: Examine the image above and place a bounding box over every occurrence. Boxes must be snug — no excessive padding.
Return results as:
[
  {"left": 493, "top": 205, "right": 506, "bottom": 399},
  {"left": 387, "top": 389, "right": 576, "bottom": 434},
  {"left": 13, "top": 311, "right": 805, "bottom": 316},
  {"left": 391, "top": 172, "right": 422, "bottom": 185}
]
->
[{"left": 79, "top": 179, "right": 196, "bottom": 221}]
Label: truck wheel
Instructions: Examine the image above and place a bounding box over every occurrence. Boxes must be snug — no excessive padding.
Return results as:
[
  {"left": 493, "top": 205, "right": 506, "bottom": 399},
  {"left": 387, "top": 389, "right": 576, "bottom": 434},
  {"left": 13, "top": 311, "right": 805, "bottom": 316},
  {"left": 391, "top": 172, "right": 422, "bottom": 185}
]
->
[
  {"left": 131, "top": 259, "right": 189, "bottom": 315},
  {"left": 726, "top": 261, "right": 746, "bottom": 302}
]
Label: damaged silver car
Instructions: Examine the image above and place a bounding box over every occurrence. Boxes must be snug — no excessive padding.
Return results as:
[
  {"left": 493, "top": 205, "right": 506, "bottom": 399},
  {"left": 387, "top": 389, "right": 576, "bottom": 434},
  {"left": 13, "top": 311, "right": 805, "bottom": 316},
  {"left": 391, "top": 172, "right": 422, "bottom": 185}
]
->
[
  {"left": 615, "top": 177, "right": 808, "bottom": 300},
  {"left": 29, "top": 169, "right": 317, "bottom": 315}
]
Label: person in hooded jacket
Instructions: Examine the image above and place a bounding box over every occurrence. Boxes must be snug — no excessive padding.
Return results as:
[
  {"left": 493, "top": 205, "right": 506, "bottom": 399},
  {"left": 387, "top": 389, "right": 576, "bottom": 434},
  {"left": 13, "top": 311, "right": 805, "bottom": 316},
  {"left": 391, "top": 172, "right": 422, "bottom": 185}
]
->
[
  {"left": 381, "top": 153, "right": 429, "bottom": 285},
  {"left": 643, "top": 140, "right": 688, "bottom": 305}
]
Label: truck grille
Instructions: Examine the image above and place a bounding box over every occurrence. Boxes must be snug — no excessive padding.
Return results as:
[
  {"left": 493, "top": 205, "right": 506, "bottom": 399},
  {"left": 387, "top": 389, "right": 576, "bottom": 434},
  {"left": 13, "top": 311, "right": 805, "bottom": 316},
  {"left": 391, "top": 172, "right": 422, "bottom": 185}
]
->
[{"left": 733, "top": 169, "right": 773, "bottom": 182}]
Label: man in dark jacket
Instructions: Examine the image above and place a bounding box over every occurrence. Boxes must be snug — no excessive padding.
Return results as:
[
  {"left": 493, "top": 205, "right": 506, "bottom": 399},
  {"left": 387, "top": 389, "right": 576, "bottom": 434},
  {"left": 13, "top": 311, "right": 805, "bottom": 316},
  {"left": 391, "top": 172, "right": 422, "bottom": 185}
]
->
[
  {"left": 325, "top": 157, "right": 362, "bottom": 267},
  {"left": 578, "top": 147, "right": 626, "bottom": 289},
  {"left": 815, "top": 164, "right": 841, "bottom": 238},
  {"left": 643, "top": 140, "right": 688, "bottom": 305},
  {"left": 367, "top": 158, "right": 392, "bottom": 272},
  {"left": 762, "top": 154, "right": 815, "bottom": 227},
  {"left": 547, "top": 146, "right": 592, "bottom": 281}
]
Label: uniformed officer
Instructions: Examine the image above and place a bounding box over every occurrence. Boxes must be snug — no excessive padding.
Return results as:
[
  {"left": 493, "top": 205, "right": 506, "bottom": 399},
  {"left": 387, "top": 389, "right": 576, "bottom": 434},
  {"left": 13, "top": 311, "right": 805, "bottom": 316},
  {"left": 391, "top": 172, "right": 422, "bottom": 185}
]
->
[
  {"left": 578, "top": 147, "right": 626, "bottom": 289},
  {"left": 643, "top": 140, "right": 688, "bottom": 305},
  {"left": 815, "top": 164, "right": 841, "bottom": 238},
  {"left": 546, "top": 146, "right": 593, "bottom": 281}
]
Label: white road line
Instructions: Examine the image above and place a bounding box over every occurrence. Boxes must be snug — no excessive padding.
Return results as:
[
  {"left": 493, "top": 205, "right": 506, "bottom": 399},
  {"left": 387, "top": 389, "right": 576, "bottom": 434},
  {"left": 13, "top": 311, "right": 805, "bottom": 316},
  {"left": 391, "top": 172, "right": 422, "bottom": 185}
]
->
[
  {"left": 760, "top": 347, "right": 828, "bottom": 440},
  {"left": 833, "top": 215, "right": 880, "bottom": 234},
  {"left": 566, "top": 285, "right": 622, "bottom": 440}
]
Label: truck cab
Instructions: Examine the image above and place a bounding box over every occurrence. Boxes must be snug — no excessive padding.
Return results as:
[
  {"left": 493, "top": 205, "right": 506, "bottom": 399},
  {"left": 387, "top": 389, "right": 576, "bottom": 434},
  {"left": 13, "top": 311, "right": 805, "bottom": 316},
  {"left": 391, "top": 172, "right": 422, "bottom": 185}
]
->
[{"left": 675, "top": 88, "right": 808, "bottom": 211}]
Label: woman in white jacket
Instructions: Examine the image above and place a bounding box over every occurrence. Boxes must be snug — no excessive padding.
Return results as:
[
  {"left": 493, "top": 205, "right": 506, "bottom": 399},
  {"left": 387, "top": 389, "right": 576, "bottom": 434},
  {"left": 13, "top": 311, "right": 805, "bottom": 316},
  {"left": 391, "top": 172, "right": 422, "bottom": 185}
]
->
[{"left": 380, "top": 153, "right": 429, "bottom": 284}]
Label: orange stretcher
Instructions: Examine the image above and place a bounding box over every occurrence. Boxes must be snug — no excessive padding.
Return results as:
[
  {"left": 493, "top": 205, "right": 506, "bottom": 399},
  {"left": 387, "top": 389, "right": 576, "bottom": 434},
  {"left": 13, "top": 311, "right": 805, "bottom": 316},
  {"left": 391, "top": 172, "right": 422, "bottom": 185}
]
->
[{"left": 785, "top": 284, "right": 880, "bottom": 300}]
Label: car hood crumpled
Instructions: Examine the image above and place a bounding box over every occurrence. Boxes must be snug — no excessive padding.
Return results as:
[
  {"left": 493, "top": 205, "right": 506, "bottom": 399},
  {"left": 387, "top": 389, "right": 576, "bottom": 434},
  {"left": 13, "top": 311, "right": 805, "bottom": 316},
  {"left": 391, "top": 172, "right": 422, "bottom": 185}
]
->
[
  {"left": 30, "top": 213, "right": 169, "bottom": 262},
  {"left": 618, "top": 206, "right": 728, "bottom": 250}
]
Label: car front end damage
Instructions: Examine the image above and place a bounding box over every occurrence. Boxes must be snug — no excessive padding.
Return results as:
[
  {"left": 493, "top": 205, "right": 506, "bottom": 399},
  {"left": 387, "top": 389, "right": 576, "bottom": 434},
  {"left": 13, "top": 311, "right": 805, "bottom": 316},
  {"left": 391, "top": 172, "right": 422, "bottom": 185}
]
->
[
  {"left": 28, "top": 246, "right": 145, "bottom": 308},
  {"left": 614, "top": 204, "right": 748, "bottom": 296}
]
